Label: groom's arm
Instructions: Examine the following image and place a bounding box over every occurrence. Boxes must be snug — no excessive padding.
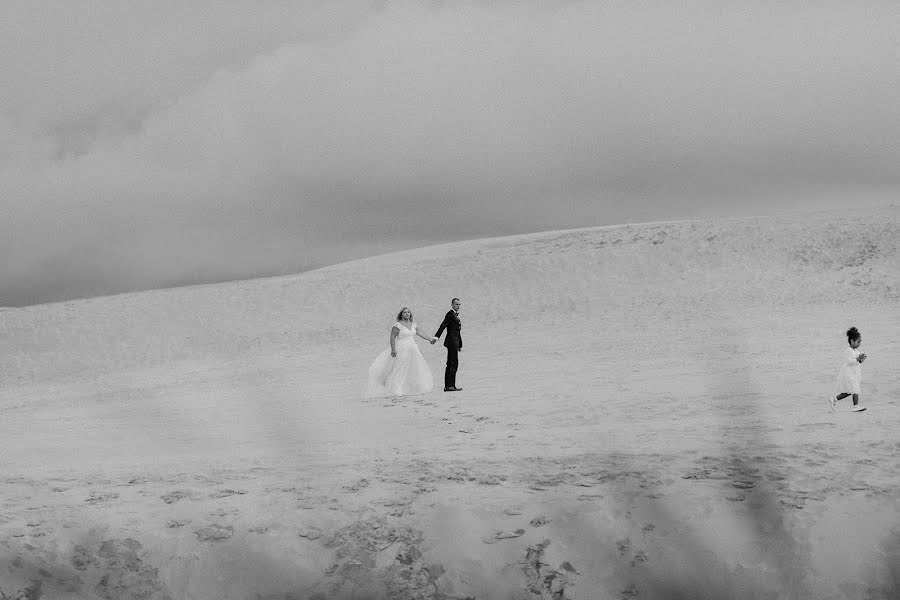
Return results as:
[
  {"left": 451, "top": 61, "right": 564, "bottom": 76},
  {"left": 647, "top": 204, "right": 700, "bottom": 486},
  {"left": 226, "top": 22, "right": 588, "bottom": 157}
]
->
[{"left": 434, "top": 311, "right": 450, "bottom": 338}]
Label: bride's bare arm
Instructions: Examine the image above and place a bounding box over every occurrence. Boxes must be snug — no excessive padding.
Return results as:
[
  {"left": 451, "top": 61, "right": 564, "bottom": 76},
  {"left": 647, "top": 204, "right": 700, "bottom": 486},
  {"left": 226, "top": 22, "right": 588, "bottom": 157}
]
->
[
  {"left": 416, "top": 327, "right": 438, "bottom": 343},
  {"left": 390, "top": 326, "right": 399, "bottom": 356}
]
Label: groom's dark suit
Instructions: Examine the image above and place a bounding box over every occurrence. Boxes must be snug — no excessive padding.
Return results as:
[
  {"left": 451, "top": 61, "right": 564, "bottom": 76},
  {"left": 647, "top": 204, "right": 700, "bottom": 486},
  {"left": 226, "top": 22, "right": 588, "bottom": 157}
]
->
[{"left": 435, "top": 310, "right": 462, "bottom": 389}]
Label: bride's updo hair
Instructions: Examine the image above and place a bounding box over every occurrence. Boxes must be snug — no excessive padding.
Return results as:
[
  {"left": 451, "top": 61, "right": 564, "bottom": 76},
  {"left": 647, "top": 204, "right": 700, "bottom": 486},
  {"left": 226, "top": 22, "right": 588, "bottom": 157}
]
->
[
  {"left": 846, "top": 326, "right": 861, "bottom": 342},
  {"left": 397, "top": 307, "right": 413, "bottom": 321}
]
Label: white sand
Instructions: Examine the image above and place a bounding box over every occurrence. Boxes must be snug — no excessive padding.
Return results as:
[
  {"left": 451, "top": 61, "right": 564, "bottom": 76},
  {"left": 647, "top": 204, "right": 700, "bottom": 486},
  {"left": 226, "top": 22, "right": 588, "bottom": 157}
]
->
[{"left": 1, "top": 205, "right": 898, "bottom": 599}]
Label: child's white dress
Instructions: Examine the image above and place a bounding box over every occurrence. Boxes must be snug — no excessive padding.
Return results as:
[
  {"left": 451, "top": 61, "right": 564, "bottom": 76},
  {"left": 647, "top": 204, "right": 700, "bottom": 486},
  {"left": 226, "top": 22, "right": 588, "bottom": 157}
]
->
[{"left": 835, "top": 347, "right": 862, "bottom": 395}]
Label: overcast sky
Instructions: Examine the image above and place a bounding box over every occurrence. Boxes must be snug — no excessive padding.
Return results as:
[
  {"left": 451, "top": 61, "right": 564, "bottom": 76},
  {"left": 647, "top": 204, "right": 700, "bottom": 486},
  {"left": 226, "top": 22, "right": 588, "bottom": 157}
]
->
[{"left": 1, "top": 1, "right": 897, "bottom": 306}]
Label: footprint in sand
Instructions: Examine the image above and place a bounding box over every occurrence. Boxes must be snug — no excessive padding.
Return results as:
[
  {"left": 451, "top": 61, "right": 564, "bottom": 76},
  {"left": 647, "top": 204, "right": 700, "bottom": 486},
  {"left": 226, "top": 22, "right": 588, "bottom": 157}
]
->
[
  {"left": 160, "top": 490, "right": 192, "bottom": 504},
  {"left": 194, "top": 524, "right": 233, "bottom": 542},
  {"left": 731, "top": 480, "right": 756, "bottom": 490},
  {"left": 166, "top": 519, "right": 191, "bottom": 528},
  {"left": 210, "top": 489, "right": 248, "bottom": 498},
  {"left": 341, "top": 478, "right": 369, "bottom": 492},
  {"left": 475, "top": 475, "right": 503, "bottom": 485},
  {"left": 482, "top": 529, "right": 525, "bottom": 544},
  {"left": 193, "top": 475, "right": 223, "bottom": 485},
  {"left": 248, "top": 524, "right": 272, "bottom": 534},
  {"left": 529, "top": 516, "right": 551, "bottom": 527},
  {"left": 383, "top": 496, "right": 414, "bottom": 508},
  {"left": 576, "top": 493, "right": 604, "bottom": 501},
  {"left": 298, "top": 526, "right": 324, "bottom": 540},
  {"left": 630, "top": 550, "right": 648, "bottom": 567},
  {"left": 85, "top": 492, "right": 119, "bottom": 505}
]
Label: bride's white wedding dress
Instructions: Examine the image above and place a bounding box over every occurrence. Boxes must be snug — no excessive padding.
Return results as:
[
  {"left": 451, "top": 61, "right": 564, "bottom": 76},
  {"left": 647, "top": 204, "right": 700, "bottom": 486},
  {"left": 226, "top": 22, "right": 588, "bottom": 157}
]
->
[{"left": 365, "top": 322, "right": 434, "bottom": 398}]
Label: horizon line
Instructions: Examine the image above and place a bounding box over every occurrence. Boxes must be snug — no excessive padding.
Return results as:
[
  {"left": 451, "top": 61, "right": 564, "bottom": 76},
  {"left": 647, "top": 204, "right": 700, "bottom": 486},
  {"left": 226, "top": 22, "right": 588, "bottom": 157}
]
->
[{"left": 1, "top": 204, "right": 887, "bottom": 310}]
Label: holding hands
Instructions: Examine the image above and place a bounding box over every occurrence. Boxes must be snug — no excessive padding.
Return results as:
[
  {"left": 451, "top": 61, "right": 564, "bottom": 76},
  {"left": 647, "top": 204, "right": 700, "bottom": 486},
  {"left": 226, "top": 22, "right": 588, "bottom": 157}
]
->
[{"left": 430, "top": 336, "right": 438, "bottom": 344}]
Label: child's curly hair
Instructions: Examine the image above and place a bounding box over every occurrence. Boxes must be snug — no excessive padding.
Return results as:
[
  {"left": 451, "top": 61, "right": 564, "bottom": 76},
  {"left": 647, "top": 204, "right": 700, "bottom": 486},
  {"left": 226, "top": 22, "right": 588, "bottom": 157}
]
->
[{"left": 846, "top": 326, "right": 861, "bottom": 342}]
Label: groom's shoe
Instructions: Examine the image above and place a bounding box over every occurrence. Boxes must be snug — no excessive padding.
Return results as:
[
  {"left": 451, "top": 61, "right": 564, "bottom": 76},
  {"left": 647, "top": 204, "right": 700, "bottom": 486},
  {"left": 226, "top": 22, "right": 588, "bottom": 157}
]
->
[{"left": 444, "top": 387, "right": 462, "bottom": 392}]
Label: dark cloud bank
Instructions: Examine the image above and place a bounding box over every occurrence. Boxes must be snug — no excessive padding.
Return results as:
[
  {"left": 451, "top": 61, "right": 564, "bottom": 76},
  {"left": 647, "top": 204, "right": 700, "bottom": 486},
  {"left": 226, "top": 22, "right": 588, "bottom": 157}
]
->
[{"left": 1, "top": 1, "right": 897, "bottom": 306}]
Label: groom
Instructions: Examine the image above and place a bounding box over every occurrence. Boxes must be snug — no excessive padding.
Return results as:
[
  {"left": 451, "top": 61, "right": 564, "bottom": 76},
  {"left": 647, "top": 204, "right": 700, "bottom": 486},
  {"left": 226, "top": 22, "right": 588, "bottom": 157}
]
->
[{"left": 434, "top": 297, "right": 462, "bottom": 392}]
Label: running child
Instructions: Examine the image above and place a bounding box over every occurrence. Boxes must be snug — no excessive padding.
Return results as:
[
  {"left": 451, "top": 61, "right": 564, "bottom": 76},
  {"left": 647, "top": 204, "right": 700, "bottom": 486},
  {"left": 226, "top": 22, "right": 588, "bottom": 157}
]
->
[{"left": 829, "top": 326, "right": 866, "bottom": 412}]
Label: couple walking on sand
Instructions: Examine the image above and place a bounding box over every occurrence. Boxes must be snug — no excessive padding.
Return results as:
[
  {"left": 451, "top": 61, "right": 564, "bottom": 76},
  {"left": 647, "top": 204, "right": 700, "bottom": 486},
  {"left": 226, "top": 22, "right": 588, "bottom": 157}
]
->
[{"left": 365, "top": 298, "right": 462, "bottom": 398}]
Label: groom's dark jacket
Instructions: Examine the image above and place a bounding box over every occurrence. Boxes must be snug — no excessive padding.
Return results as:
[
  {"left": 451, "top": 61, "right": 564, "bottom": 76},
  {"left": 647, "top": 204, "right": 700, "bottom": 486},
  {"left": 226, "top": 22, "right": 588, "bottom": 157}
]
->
[{"left": 435, "top": 310, "right": 462, "bottom": 350}]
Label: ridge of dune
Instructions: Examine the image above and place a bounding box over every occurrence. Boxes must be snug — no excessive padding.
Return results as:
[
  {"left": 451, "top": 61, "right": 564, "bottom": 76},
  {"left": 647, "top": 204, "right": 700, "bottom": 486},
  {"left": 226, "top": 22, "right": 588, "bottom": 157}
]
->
[{"left": 1, "top": 205, "right": 897, "bottom": 386}]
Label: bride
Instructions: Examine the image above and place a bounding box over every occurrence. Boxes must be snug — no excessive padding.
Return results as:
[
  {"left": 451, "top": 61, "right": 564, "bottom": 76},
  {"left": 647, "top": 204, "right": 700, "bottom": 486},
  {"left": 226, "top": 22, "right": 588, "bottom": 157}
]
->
[{"left": 365, "top": 307, "right": 437, "bottom": 398}]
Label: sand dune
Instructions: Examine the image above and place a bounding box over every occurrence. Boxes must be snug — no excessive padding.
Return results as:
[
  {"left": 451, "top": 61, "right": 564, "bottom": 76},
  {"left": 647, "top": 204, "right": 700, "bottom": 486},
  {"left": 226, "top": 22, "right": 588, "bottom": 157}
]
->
[{"left": 0, "top": 205, "right": 898, "bottom": 599}]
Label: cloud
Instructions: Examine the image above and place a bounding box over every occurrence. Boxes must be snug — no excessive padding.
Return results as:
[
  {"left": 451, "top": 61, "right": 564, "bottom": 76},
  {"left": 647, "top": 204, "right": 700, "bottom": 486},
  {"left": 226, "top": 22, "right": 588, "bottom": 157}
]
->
[{"left": 1, "top": 1, "right": 898, "bottom": 305}]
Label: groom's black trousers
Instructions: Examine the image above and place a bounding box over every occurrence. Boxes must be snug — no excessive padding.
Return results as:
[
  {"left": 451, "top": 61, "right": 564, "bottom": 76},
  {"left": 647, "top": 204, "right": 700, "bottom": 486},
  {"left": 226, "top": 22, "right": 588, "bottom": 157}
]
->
[{"left": 444, "top": 347, "right": 459, "bottom": 389}]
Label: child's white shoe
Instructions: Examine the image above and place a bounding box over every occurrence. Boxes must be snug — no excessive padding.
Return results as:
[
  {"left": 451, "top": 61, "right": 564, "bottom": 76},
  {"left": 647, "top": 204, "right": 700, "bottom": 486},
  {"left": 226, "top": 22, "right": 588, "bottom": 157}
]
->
[{"left": 828, "top": 396, "right": 836, "bottom": 411}]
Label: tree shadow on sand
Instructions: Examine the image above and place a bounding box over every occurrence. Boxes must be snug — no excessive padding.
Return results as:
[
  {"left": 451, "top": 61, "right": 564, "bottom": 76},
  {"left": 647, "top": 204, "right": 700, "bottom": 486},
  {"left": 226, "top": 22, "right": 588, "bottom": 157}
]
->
[{"left": 604, "top": 327, "right": 899, "bottom": 600}]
